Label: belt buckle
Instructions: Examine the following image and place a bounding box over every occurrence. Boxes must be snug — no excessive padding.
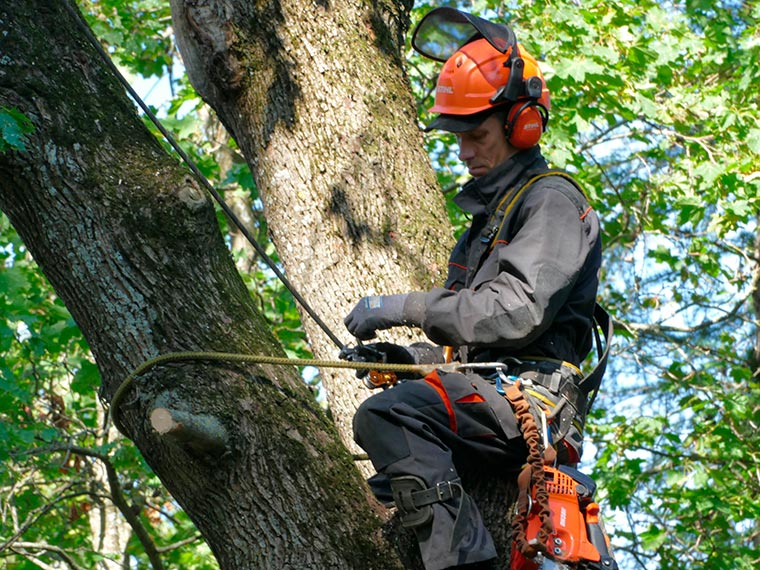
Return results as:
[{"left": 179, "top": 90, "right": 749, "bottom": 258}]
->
[{"left": 435, "top": 481, "right": 451, "bottom": 501}]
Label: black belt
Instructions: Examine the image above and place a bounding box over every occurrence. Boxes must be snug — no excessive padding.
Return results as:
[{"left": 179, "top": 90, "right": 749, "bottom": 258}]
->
[
  {"left": 505, "top": 358, "right": 582, "bottom": 382},
  {"left": 478, "top": 358, "right": 588, "bottom": 427}
]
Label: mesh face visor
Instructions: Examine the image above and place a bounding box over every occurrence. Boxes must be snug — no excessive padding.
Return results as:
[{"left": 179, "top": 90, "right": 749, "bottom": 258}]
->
[{"left": 411, "top": 7, "right": 517, "bottom": 62}]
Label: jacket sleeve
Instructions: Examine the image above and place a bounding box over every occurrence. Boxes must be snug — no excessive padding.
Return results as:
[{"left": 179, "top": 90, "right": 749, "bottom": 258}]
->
[{"left": 418, "top": 182, "right": 598, "bottom": 348}]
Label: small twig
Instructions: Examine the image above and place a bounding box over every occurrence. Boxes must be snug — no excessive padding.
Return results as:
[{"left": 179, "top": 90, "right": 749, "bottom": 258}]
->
[
  {"left": 155, "top": 534, "right": 205, "bottom": 553},
  {"left": 9, "top": 443, "right": 165, "bottom": 570},
  {"left": 0, "top": 484, "right": 83, "bottom": 552},
  {"left": 9, "top": 541, "right": 82, "bottom": 570}
]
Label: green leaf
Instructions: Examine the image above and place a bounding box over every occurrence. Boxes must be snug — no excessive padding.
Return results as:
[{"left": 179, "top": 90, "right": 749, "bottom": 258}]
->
[
  {"left": 0, "top": 107, "right": 34, "bottom": 152},
  {"left": 747, "top": 128, "right": 760, "bottom": 155},
  {"left": 640, "top": 525, "right": 668, "bottom": 551},
  {"left": 71, "top": 360, "right": 101, "bottom": 394}
]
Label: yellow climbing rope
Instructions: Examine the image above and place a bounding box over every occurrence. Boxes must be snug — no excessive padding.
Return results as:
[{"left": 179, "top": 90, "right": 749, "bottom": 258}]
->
[{"left": 109, "top": 351, "right": 457, "bottom": 434}]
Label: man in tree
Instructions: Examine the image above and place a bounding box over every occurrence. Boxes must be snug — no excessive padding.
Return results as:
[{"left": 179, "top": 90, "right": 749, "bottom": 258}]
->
[{"left": 343, "top": 8, "right": 602, "bottom": 570}]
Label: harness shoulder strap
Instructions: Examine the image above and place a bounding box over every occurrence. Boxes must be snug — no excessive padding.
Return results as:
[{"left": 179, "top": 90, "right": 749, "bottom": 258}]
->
[
  {"left": 488, "top": 169, "right": 589, "bottom": 251},
  {"left": 486, "top": 171, "right": 612, "bottom": 402}
]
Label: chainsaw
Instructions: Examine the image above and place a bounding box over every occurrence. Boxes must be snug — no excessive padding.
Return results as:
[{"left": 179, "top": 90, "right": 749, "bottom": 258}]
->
[{"left": 510, "top": 465, "right": 618, "bottom": 570}]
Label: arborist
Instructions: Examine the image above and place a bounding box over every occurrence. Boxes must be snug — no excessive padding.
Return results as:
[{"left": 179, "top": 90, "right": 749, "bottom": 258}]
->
[{"left": 343, "top": 8, "right": 603, "bottom": 570}]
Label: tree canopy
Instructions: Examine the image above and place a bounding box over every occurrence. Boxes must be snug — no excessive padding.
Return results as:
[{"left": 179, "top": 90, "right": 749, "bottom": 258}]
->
[{"left": 1, "top": 0, "right": 759, "bottom": 569}]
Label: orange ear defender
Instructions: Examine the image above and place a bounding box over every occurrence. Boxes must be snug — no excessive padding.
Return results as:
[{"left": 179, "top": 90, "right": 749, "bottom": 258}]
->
[{"left": 505, "top": 100, "right": 548, "bottom": 149}]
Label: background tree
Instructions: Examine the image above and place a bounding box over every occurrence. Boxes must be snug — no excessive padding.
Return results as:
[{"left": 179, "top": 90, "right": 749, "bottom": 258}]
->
[{"left": 1, "top": 0, "right": 759, "bottom": 569}]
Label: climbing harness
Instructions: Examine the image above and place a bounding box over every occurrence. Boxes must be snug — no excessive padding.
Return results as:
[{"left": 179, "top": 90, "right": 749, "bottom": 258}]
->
[
  {"left": 468, "top": 169, "right": 616, "bottom": 568},
  {"left": 477, "top": 169, "right": 614, "bottom": 414}
]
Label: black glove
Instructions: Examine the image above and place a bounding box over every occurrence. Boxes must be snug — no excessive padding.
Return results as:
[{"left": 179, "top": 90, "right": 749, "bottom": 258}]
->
[
  {"left": 344, "top": 293, "right": 426, "bottom": 340},
  {"left": 338, "top": 343, "right": 387, "bottom": 368},
  {"left": 338, "top": 342, "right": 421, "bottom": 384},
  {"left": 340, "top": 342, "right": 442, "bottom": 366},
  {"left": 363, "top": 342, "right": 416, "bottom": 365}
]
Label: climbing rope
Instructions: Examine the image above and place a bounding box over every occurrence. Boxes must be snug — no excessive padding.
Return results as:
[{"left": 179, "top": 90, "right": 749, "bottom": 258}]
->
[
  {"left": 65, "top": 1, "right": 347, "bottom": 350},
  {"left": 109, "top": 352, "right": 470, "bottom": 434}
]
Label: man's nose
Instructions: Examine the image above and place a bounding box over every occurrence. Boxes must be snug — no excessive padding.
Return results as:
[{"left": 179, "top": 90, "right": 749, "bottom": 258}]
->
[{"left": 458, "top": 141, "right": 475, "bottom": 162}]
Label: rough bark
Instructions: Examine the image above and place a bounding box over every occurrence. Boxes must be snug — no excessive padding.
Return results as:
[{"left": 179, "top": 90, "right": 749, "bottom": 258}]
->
[
  {"left": 170, "top": 0, "right": 453, "bottom": 451},
  {"left": 0, "top": 2, "right": 395, "bottom": 568}
]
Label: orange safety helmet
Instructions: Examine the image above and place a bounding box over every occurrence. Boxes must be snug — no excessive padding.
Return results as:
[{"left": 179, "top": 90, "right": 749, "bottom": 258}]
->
[{"left": 412, "top": 8, "right": 550, "bottom": 149}]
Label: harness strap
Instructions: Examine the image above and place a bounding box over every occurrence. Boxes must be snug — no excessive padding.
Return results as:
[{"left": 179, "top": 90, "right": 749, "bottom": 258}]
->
[
  {"left": 487, "top": 170, "right": 585, "bottom": 254},
  {"left": 580, "top": 303, "right": 614, "bottom": 398}
]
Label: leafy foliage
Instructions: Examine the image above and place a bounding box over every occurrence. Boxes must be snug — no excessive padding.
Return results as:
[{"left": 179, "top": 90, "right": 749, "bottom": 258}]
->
[
  {"left": 0, "top": 213, "right": 218, "bottom": 567},
  {"left": 409, "top": 1, "right": 760, "bottom": 568},
  {"left": 0, "top": 108, "right": 33, "bottom": 152}
]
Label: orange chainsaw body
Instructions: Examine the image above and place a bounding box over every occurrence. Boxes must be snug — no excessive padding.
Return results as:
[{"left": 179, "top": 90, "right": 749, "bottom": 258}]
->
[{"left": 510, "top": 466, "right": 605, "bottom": 570}]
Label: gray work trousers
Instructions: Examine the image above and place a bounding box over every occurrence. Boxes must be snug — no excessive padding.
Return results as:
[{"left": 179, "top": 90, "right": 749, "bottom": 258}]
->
[{"left": 353, "top": 371, "right": 528, "bottom": 570}]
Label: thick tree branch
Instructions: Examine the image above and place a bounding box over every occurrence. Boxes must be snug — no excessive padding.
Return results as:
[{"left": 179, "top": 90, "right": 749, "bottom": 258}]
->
[{"left": 149, "top": 407, "right": 230, "bottom": 459}]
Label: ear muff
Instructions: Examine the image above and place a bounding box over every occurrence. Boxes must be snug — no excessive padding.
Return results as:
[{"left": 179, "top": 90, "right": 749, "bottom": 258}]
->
[{"left": 505, "top": 101, "right": 548, "bottom": 149}]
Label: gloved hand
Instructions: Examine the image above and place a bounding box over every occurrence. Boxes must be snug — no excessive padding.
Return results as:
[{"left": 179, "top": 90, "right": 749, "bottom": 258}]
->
[
  {"left": 344, "top": 293, "right": 426, "bottom": 340},
  {"left": 339, "top": 342, "right": 442, "bottom": 367},
  {"left": 362, "top": 342, "right": 416, "bottom": 365},
  {"left": 338, "top": 342, "right": 421, "bottom": 384}
]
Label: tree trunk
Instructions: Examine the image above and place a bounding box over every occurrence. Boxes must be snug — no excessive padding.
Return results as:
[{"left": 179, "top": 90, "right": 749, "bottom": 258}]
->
[
  {"left": 0, "top": 2, "right": 395, "bottom": 567},
  {"left": 169, "top": 0, "right": 453, "bottom": 450}
]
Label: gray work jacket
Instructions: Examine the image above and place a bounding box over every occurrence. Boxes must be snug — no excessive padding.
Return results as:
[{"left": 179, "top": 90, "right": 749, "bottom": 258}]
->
[{"left": 417, "top": 146, "right": 601, "bottom": 367}]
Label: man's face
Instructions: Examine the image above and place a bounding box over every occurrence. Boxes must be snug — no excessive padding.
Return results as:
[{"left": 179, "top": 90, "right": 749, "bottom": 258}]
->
[{"left": 455, "top": 114, "right": 515, "bottom": 178}]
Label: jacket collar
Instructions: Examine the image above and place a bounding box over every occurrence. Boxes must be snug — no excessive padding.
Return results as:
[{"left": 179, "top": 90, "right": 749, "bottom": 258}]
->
[{"left": 453, "top": 146, "right": 547, "bottom": 216}]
